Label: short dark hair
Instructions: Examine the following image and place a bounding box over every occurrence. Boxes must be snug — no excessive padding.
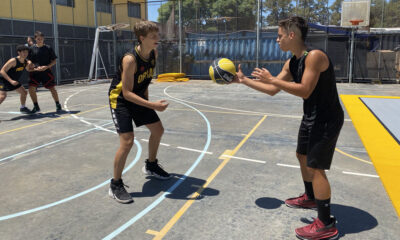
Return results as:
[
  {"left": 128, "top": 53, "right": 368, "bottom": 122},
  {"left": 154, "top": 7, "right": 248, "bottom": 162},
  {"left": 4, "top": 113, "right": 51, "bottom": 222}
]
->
[
  {"left": 16, "top": 45, "right": 29, "bottom": 52},
  {"left": 34, "top": 31, "right": 44, "bottom": 38},
  {"left": 133, "top": 21, "right": 159, "bottom": 44},
  {"left": 278, "top": 16, "right": 308, "bottom": 41}
]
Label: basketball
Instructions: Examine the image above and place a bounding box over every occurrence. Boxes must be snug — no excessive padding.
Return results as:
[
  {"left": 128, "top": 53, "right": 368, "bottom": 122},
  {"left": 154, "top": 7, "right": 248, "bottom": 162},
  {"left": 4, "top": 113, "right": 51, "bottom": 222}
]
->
[{"left": 209, "top": 58, "right": 236, "bottom": 84}]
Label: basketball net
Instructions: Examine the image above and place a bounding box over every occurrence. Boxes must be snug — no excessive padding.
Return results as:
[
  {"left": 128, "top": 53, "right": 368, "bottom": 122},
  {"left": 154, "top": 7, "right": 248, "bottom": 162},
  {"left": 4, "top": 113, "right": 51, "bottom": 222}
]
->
[{"left": 88, "top": 23, "right": 130, "bottom": 82}]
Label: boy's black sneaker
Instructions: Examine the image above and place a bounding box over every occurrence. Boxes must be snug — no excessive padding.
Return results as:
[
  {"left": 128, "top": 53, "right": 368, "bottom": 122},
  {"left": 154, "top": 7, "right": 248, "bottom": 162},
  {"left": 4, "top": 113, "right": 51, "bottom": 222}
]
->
[
  {"left": 20, "top": 107, "right": 31, "bottom": 114},
  {"left": 142, "top": 159, "right": 172, "bottom": 180},
  {"left": 108, "top": 179, "right": 133, "bottom": 204},
  {"left": 30, "top": 105, "right": 41, "bottom": 114},
  {"left": 56, "top": 103, "right": 62, "bottom": 113}
]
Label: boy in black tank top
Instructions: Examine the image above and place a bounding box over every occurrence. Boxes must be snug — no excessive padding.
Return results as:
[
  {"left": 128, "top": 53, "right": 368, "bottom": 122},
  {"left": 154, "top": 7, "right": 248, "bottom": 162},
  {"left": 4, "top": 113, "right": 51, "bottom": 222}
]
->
[
  {"left": 0, "top": 45, "right": 34, "bottom": 113},
  {"left": 233, "top": 17, "right": 342, "bottom": 239},
  {"left": 108, "top": 21, "right": 171, "bottom": 204}
]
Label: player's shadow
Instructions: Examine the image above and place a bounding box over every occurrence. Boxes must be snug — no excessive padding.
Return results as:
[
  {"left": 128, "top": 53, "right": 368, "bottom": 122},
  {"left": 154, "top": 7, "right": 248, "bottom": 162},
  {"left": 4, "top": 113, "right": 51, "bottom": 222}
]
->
[
  {"left": 9, "top": 110, "right": 80, "bottom": 120},
  {"left": 131, "top": 173, "right": 219, "bottom": 200},
  {"left": 256, "top": 198, "right": 378, "bottom": 238},
  {"left": 255, "top": 197, "right": 285, "bottom": 209},
  {"left": 299, "top": 204, "right": 377, "bottom": 238}
]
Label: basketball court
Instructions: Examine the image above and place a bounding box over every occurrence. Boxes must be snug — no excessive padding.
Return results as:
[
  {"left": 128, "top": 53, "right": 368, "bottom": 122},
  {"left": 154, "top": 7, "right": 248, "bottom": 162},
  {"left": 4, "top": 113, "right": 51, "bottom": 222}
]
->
[{"left": 0, "top": 81, "right": 399, "bottom": 239}]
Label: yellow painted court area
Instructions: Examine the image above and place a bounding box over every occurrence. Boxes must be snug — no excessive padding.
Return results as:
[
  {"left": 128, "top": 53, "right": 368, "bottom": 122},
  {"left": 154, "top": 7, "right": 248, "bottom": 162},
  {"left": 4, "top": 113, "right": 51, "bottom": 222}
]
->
[{"left": 341, "top": 95, "right": 400, "bottom": 217}]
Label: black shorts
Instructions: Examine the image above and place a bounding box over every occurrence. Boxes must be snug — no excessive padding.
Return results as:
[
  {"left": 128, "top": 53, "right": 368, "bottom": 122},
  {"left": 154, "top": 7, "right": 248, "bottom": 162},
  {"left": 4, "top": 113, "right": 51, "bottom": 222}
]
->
[
  {"left": 110, "top": 103, "right": 160, "bottom": 133},
  {"left": 0, "top": 78, "right": 22, "bottom": 92},
  {"left": 296, "top": 116, "right": 344, "bottom": 170},
  {"left": 29, "top": 71, "right": 55, "bottom": 89}
]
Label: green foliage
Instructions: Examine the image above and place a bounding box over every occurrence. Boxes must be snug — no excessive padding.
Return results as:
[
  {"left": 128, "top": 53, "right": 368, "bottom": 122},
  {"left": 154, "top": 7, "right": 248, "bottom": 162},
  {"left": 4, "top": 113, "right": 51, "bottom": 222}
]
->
[
  {"left": 157, "top": 0, "right": 258, "bottom": 32},
  {"left": 157, "top": 0, "right": 400, "bottom": 29}
]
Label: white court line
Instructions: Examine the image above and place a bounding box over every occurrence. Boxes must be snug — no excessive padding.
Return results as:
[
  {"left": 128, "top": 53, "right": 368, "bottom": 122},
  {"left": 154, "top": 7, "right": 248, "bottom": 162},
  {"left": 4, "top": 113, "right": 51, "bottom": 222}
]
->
[
  {"left": 0, "top": 111, "right": 22, "bottom": 115},
  {"left": 140, "top": 139, "right": 170, "bottom": 146},
  {"left": 342, "top": 171, "right": 379, "bottom": 178},
  {"left": 164, "top": 85, "right": 352, "bottom": 121},
  {"left": 177, "top": 146, "right": 213, "bottom": 155},
  {"left": 221, "top": 155, "right": 266, "bottom": 164},
  {"left": 277, "top": 163, "right": 300, "bottom": 168},
  {"left": 103, "top": 86, "right": 212, "bottom": 239}
]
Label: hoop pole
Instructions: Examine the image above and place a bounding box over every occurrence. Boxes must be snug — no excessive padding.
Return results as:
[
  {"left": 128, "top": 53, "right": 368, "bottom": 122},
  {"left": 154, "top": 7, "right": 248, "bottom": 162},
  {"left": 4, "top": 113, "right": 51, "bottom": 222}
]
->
[
  {"left": 349, "top": 27, "right": 355, "bottom": 83},
  {"left": 178, "top": 0, "right": 182, "bottom": 73},
  {"left": 51, "top": 0, "right": 61, "bottom": 85},
  {"left": 256, "top": 0, "right": 261, "bottom": 68},
  {"left": 88, "top": 27, "right": 100, "bottom": 80}
]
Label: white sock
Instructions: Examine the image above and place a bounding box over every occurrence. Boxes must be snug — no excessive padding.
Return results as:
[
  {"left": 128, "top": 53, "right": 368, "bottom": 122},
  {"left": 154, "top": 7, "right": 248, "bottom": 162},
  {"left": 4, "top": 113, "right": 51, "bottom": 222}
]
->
[{"left": 20, "top": 105, "right": 25, "bottom": 108}]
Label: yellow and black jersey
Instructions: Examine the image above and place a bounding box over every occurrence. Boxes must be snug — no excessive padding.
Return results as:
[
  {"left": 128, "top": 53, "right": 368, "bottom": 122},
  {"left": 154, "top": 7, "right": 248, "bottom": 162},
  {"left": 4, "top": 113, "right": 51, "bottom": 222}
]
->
[
  {"left": 109, "top": 46, "right": 156, "bottom": 109},
  {"left": 0, "top": 57, "right": 27, "bottom": 82}
]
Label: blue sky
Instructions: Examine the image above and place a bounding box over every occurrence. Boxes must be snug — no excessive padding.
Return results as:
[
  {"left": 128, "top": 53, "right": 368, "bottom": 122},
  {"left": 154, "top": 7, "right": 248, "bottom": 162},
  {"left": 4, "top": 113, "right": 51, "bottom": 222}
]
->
[{"left": 147, "top": 0, "right": 337, "bottom": 23}]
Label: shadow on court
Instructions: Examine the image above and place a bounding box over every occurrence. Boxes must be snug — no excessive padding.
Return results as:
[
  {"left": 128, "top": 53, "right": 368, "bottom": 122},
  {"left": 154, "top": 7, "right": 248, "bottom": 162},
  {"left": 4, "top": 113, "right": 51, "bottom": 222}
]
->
[
  {"left": 298, "top": 204, "right": 378, "bottom": 237},
  {"left": 9, "top": 110, "right": 80, "bottom": 120},
  {"left": 255, "top": 197, "right": 284, "bottom": 209},
  {"left": 131, "top": 173, "right": 219, "bottom": 200},
  {"left": 331, "top": 204, "right": 378, "bottom": 238},
  {"left": 255, "top": 198, "right": 378, "bottom": 238}
]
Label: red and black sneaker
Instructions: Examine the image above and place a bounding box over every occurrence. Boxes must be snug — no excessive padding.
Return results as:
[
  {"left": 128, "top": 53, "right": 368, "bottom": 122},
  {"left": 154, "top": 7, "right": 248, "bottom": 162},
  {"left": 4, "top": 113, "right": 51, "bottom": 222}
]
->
[
  {"left": 285, "top": 193, "right": 317, "bottom": 210},
  {"left": 295, "top": 217, "right": 339, "bottom": 240}
]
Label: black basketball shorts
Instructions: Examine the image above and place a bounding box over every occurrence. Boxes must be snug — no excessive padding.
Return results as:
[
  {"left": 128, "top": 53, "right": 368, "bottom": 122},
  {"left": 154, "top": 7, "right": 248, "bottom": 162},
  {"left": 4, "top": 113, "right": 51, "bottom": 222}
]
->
[
  {"left": 0, "top": 78, "right": 22, "bottom": 92},
  {"left": 110, "top": 103, "right": 160, "bottom": 133},
  {"left": 296, "top": 116, "right": 344, "bottom": 170},
  {"left": 29, "top": 70, "right": 55, "bottom": 89}
]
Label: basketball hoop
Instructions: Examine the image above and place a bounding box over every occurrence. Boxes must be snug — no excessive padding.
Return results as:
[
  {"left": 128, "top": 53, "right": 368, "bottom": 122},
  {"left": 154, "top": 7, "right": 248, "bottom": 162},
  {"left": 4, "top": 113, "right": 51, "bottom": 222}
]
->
[
  {"left": 98, "top": 23, "right": 130, "bottom": 32},
  {"left": 349, "top": 19, "right": 364, "bottom": 26},
  {"left": 88, "top": 23, "right": 130, "bottom": 81},
  {"left": 105, "top": 23, "right": 130, "bottom": 31}
]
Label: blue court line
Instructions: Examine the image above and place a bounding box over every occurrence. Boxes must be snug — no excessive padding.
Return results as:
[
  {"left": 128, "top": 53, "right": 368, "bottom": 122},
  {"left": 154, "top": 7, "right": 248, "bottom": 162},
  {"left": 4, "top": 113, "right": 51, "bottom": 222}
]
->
[
  {"left": 103, "top": 88, "right": 212, "bottom": 240},
  {"left": 0, "top": 139, "right": 142, "bottom": 221},
  {"left": 0, "top": 122, "right": 113, "bottom": 163}
]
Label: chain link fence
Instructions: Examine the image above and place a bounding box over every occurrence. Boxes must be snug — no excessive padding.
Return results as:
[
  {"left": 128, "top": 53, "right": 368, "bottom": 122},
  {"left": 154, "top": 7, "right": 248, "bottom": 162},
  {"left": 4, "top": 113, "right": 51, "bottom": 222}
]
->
[{"left": 0, "top": 0, "right": 399, "bottom": 84}]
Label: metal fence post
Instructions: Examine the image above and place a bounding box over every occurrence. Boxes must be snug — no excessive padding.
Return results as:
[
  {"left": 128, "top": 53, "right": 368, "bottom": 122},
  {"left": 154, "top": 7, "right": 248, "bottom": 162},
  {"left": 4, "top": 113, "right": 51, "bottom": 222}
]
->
[{"left": 51, "top": 0, "right": 61, "bottom": 85}]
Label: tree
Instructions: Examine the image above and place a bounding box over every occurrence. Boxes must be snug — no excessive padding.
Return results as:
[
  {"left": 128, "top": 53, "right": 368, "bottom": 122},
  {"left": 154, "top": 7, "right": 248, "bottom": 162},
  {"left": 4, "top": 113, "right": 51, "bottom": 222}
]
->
[
  {"left": 383, "top": 0, "right": 400, "bottom": 27},
  {"left": 329, "top": 0, "right": 341, "bottom": 26},
  {"left": 311, "top": 0, "right": 330, "bottom": 25},
  {"left": 157, "top": 0, "right": 258, "bottom": 32},
  {"left": 263, "top": 0, "right": 294, "bottom": 26}
]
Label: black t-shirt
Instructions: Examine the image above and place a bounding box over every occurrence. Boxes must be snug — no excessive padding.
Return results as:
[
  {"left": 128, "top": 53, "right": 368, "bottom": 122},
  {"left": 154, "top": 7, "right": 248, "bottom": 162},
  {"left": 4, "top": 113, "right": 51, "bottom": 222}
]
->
[
  {"left": 28, "top": 44, "right": 57, "bottom": 67},
  {"left": 289, "top": 48, "right": 343, "bottom": 124}
]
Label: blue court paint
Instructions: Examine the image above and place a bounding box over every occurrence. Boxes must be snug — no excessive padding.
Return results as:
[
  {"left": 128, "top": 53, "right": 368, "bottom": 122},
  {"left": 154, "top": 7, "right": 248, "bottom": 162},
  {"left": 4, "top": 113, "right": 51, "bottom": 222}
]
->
[
  {"left": 0, "top": 140, "right": 141, "bottom": 221},
  {"left": 0, "top": 122, "right": 113, "bottom": 163},
  {"left": 102, "top": 87, "right": 212, "bottom": 240},
  {"left": 360, "top": 98, "right": 400, "bottom": 144}
]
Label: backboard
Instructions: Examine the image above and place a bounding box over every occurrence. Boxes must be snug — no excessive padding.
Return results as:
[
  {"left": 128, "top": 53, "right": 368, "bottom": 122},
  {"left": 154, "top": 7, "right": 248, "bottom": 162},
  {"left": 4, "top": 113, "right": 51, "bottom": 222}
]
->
[{"left": 341, "top": 0, "right": 370, "bottom": 27}]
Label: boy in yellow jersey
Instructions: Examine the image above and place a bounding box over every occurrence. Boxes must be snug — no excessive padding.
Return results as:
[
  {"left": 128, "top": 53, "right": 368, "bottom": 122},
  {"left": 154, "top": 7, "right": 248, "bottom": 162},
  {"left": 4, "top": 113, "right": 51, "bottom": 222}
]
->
[
  {"left": 108, "top": 21, "right": 171, "bottom": 204},
  {"left": 0, "top": 45, "right": 33, "bottom": 113}
]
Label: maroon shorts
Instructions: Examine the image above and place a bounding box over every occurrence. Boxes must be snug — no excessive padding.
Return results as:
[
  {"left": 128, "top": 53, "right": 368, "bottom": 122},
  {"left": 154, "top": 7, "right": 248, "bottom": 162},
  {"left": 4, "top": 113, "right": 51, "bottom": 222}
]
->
[{"left": 29, "top": 70, "right": 55, "bottom": 89}]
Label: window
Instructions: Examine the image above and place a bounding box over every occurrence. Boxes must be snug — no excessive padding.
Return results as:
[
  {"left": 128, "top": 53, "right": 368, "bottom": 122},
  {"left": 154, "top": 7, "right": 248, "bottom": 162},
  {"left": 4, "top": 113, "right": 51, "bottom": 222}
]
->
[
  {"left": 97, "top": 0, "right": 112, "bottom": 13},
  {"left": 128, "top": 2, "right": 141, "bottom": 18},
  {"left": 50, "top": 0, "right": 75, "bottom": 7}
]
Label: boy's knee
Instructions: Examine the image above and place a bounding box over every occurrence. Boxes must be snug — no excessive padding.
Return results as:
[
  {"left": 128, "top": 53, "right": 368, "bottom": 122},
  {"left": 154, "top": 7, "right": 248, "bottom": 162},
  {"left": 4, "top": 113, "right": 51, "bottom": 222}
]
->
[
  {"left": 121, "top": 137, "right": 134, "bottom": 148},
  {"left": 296, "top": 152, "right": 306, "bottom": 161},
  {"left": 151, "top": 125, "right": 164, "bottom": 137}
]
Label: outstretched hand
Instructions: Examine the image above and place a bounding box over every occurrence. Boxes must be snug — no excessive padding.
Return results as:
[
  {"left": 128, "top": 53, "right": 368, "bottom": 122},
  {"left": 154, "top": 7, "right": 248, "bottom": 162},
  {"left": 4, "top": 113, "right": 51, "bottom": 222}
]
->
[
  {"left": 231, "top": 64, "right": 245, "bottom": 83},
  {"left": 251, "top": 67, "right": 273, "bottom": 84}
]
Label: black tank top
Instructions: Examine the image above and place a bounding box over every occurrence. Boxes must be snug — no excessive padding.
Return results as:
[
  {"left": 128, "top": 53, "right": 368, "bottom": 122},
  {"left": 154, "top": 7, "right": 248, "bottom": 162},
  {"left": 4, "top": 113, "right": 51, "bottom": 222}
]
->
[
  {"left": 289, "top": 49, "right": 343, "bottom": 123},
  {"left": 109, "top": 46, "right": 156, "bottom": 108},
  {"left": 0, "top": 58, "right": 27, "bottom": 81}
]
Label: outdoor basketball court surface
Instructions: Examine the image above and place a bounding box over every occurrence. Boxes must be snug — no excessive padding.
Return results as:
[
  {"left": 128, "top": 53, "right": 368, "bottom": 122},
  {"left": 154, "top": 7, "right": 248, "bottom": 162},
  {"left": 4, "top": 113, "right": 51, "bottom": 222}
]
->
[{"left": 0, "top": 80, "right": 399, "bottom": 239}]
